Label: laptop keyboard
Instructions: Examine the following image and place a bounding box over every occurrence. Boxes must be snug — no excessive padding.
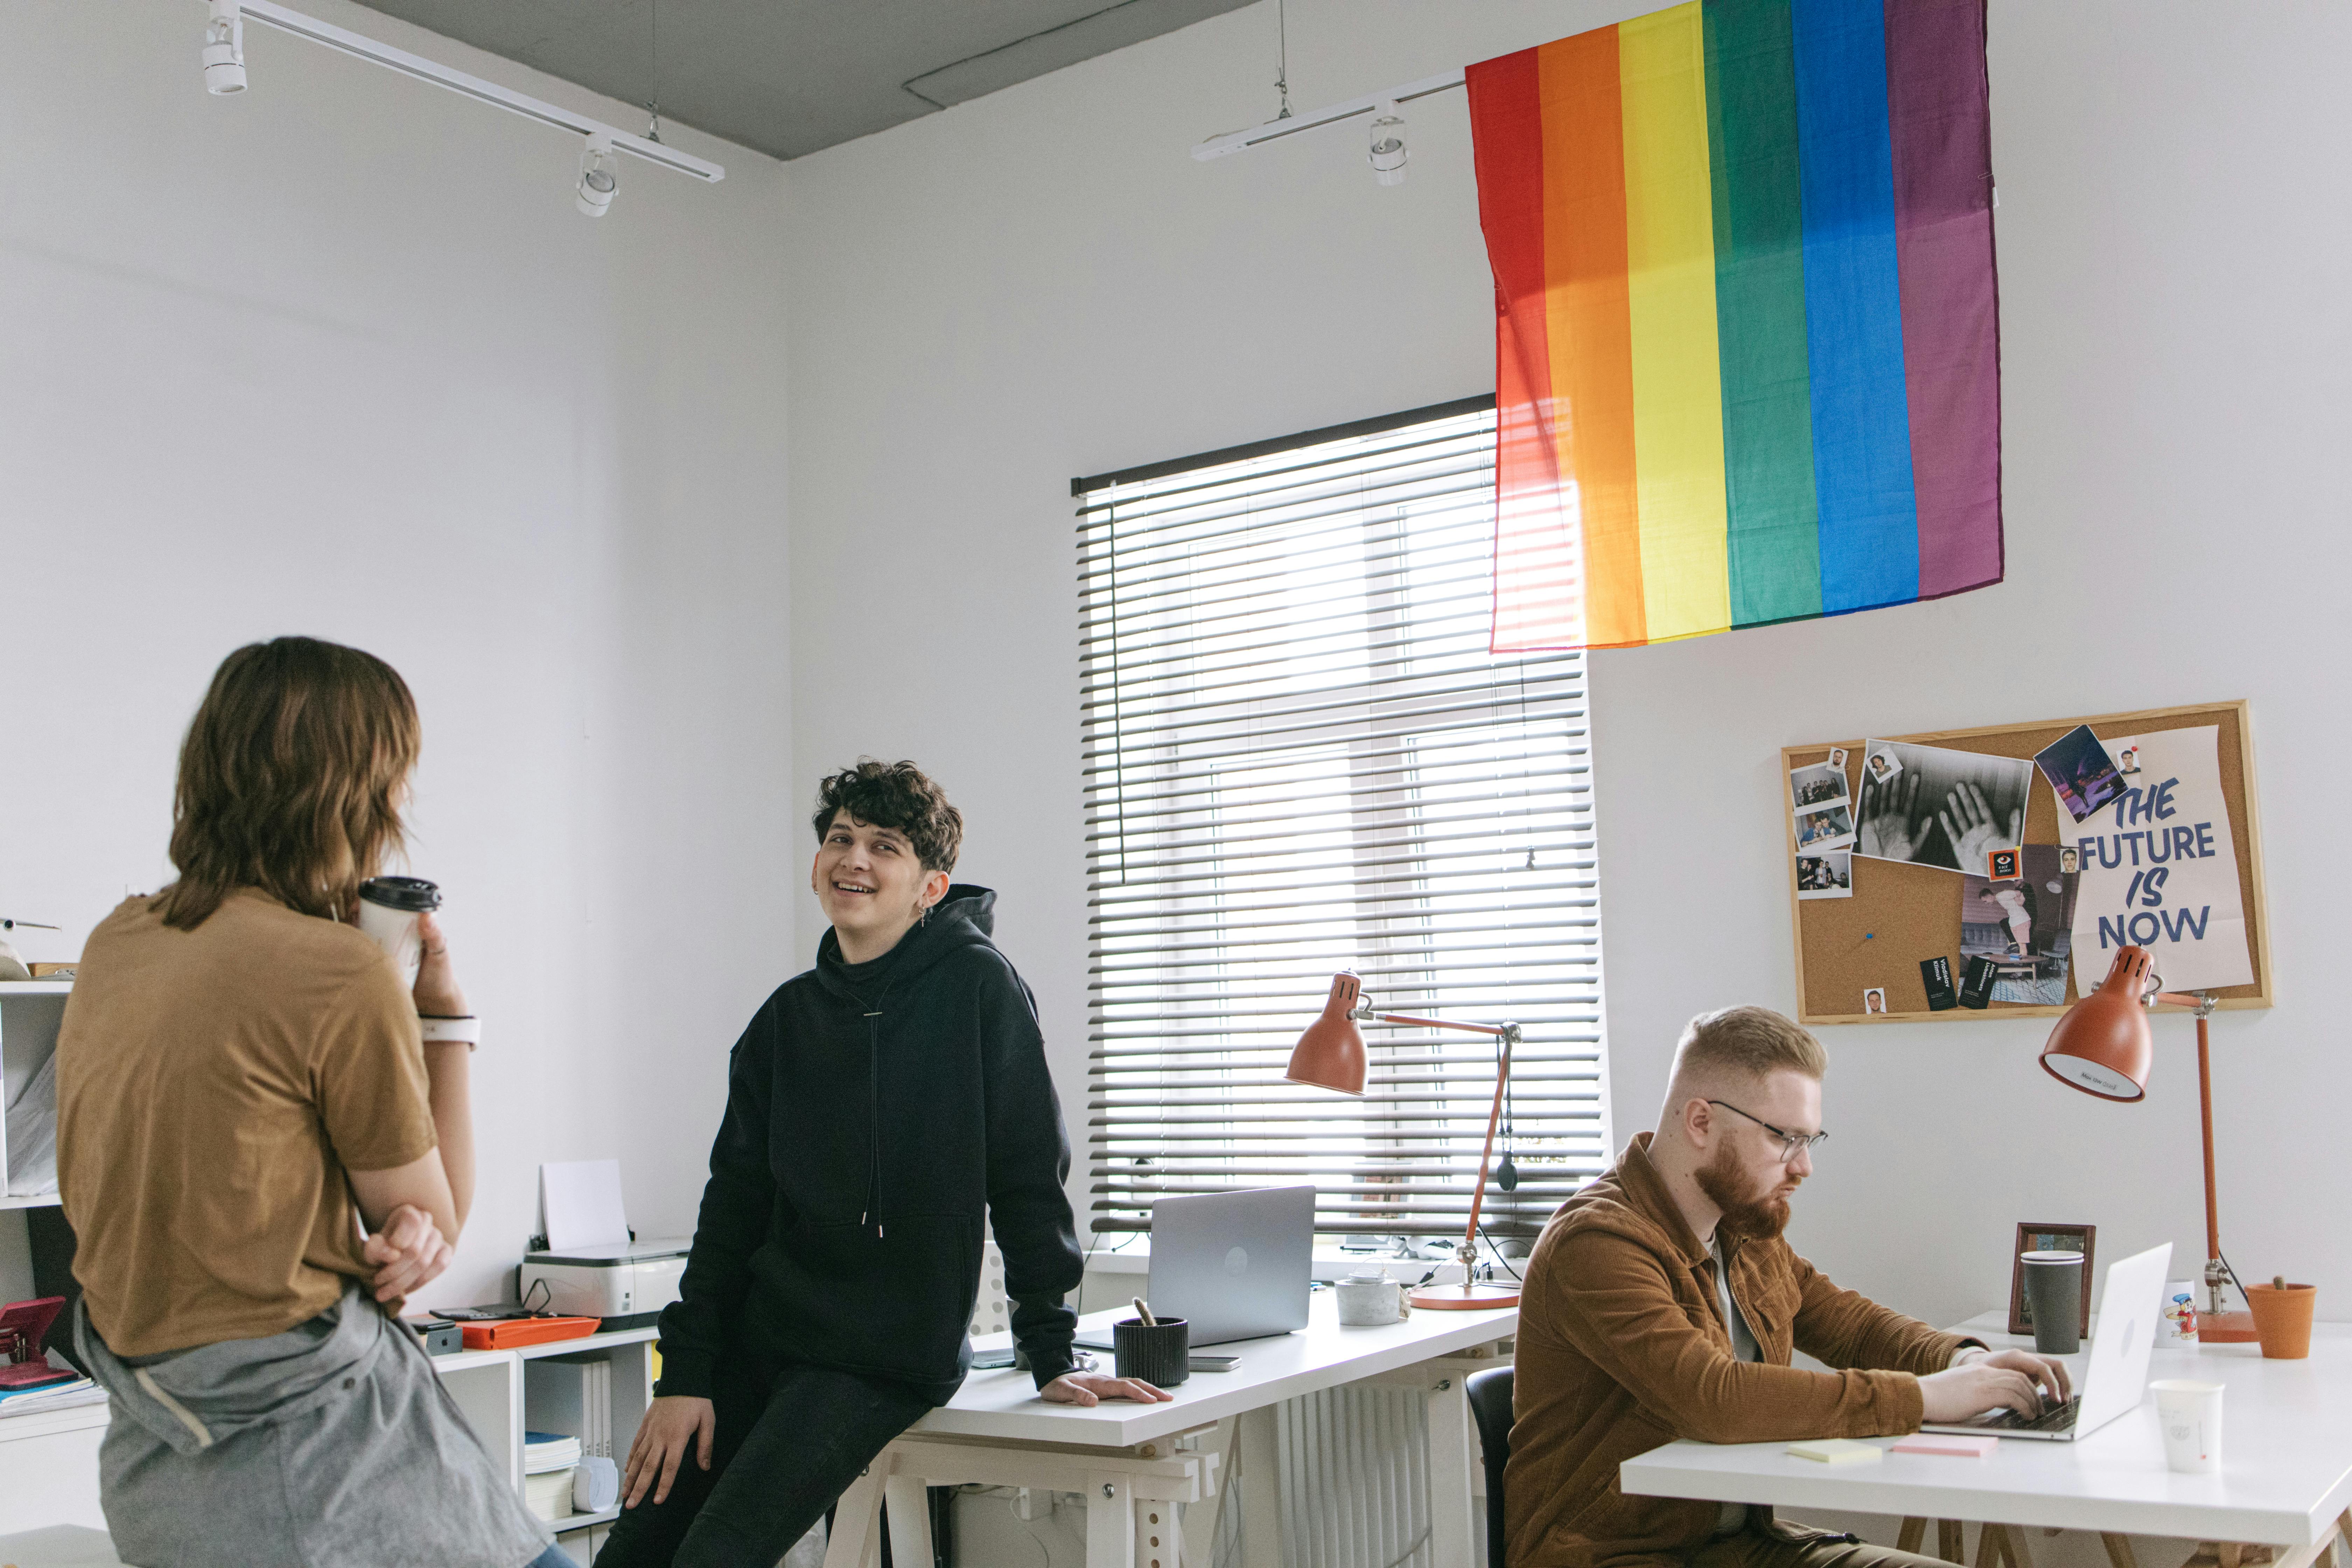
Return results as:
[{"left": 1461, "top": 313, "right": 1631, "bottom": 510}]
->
[{"left": 1976, "top": 1396, "right": 2080, "bottom": 1432}]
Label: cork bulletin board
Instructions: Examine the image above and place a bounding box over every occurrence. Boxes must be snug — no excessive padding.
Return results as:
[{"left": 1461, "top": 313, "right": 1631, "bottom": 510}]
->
[{"left": 1783, "top": 701, "right": 2272, "bottom": 1025}]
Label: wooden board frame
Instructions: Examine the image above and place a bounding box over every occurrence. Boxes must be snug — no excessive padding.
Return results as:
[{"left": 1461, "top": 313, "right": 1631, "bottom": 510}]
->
[{"left": 1784, "top": 701, "right": 2271, "bottom": 1025}]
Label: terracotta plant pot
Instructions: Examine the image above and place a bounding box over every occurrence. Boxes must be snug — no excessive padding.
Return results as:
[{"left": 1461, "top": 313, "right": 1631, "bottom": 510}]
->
[{"left": 2244, "top": 1282, "right": 2316, "bottom": 1359}]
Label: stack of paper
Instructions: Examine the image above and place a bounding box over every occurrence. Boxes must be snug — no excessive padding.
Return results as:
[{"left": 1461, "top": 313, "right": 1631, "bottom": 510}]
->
[
  {"left": 524, "top": 1430, "right": 584, "bottom": 1473},
  {"left": 523, "top": 1466, "right": 576, "bottom": 1523},
  {"left": 0, "top": 1376, "right": 101, "bottom": 1419},
  {"left": 524, "top": 1430, "right": 582, "bottom": 1522}
]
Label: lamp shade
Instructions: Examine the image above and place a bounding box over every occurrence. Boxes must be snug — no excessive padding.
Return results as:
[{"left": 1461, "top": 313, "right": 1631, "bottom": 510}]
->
[
  {"left": 1287, "top": 972, "right": 1367, "bottom": 1096},
  {"left": 2040, "top": 947, "right": 2156, "bottom": 1101}
]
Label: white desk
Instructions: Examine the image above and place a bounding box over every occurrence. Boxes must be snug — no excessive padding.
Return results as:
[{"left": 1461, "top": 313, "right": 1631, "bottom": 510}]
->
[
  {"left": 825, "top": 1293, "right": 1518, "bottom": 1568},
  {"left": 1621, "top": 1317, "right": 2352, "bottom": 1565}
]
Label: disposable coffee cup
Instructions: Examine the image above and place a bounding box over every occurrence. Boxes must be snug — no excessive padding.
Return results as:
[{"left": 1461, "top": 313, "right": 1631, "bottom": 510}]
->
[
  {"left": 2152, "top": 1379, "right": 2224, "bottom": 1474},
  {"left": 2021, "top": 1250, "right": 2085, "bottom": 1355},
  {"left": 1112, "top": 1316, "right": 1189, "bottom": 1388},
  {"left": 356, "top": 876, "right": 441, "bottom": 991}
]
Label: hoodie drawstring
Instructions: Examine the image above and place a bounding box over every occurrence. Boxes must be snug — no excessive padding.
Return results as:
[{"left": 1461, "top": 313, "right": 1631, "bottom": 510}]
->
[{"left": 862, "top": 1010, "right": 884, "bottom": 1239}]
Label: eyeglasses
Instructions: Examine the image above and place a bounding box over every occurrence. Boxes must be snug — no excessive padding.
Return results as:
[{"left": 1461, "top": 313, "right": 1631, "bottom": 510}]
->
[{"left": 1706, "top": 1100, "right": 1829, "bottom": 1163}]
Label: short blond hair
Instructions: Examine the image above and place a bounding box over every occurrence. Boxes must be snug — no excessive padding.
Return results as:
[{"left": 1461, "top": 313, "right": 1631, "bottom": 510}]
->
[{"left": 1672, "top": 1006, "right": 1827, "bottom": 1085}]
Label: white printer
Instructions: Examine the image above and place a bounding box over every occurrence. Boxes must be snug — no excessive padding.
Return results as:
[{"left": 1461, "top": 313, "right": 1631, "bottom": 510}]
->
[{"left": 519, "top": 1239, "right": 691, "bottom": 1330}]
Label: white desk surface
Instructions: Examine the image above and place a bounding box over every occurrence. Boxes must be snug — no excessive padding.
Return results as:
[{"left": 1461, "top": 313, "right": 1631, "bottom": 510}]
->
[
  {"left": 925, "top": 1291, "right": 1516, "bottom": 1446},
  {"left": 1620, "top": 1314, "right": 2352, "bottom": 1546}
]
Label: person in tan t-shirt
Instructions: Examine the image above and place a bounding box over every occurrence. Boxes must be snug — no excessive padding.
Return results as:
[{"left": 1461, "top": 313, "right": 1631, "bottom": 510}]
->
[
  {"left": 60, "top": 887, "right": 440, "bottom": 1353},
  {"left": 55, "top": 636, "right": 564, "bottom": 1568}
]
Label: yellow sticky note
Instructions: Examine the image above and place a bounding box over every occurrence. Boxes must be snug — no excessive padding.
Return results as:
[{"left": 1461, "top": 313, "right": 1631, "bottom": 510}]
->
[{"left": 1785, "top": 1438, "right": 1883, "bottom": 1466}]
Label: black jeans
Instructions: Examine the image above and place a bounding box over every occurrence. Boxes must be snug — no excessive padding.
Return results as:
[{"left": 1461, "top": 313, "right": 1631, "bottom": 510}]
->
[{"left": 593, "top": 1359, "right": 932, "bottom": 1568}]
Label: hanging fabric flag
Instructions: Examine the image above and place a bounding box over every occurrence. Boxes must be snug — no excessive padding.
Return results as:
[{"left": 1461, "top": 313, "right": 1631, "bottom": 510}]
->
[{"left": 1469, "top": 0, "right": 2000, "bottom": 652}]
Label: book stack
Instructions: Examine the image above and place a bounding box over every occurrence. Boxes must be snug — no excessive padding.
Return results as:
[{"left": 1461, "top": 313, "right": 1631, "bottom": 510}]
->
[
  {"left": 525, "top": 1356, "right": 612, "bottom": 1458},
  {"left": 0, "top": 1374, "right": 103, "bottom": 1419},
  {"left": 523, "top": 1430, "right": 583, "bottom": 1522}
]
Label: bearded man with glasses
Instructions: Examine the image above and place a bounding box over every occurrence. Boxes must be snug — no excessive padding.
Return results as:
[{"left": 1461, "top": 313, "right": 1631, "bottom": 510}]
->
[{"left": 1502, "top": 1007, "right": 2068, "bottom": 1568}]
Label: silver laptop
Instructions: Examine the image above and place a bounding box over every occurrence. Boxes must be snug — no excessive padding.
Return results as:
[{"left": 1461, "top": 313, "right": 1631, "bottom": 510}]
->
[
  {"left": 1919, "top": 1242, "right": 2172, "bottom": 1442},
  {"left": 1079, "top": 1186, "right": 1316, "bottom": 1351}
]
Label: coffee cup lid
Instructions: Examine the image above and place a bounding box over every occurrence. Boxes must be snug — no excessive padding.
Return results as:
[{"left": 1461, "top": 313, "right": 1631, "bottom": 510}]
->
[
  {"left": 2020, "top": 1250, "right": 2085, "bottom": 1263},
  {"left": 359, "top": 876, "right": 442, "bottom": 912}
]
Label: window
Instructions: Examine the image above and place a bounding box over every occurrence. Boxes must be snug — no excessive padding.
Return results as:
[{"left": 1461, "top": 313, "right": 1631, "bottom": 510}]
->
[{"left": 1075, "top": 397, "right": 1609, "bottom": 1247}]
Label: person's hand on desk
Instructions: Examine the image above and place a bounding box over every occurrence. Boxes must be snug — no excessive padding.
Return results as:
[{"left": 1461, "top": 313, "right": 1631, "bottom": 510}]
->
[
  {"left": 624, "top": 1395, "right": 716, "bottom": 1507},
  {"left": 1041, "top": 1372, "right": 1174, "bottom": 1407},
  {"left": 1918, "top": 1348, "right": 2070, "bottom": 1423}
]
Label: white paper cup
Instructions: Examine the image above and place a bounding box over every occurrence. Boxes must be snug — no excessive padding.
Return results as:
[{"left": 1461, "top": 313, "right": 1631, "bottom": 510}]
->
[
  {"left": 357, "top": 876, "right": 441, "bottom": 991},
  {"left": 2152, "top": 1379, "right": 2224, "bottom": 1474}
]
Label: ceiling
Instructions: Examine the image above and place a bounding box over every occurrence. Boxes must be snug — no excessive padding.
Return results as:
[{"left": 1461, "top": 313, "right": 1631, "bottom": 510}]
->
[{"left": 350, "top": 0, "right": 1262, "bottom": 162}]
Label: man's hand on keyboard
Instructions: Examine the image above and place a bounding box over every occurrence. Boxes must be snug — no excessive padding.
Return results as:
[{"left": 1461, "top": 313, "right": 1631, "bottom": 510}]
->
[
  {"left": 1919, "top": 1358, "right": 2052, "bottom": 1423},
  {"left": 1951, "top": 1345, "right": 2073, "bottom": 1404}
]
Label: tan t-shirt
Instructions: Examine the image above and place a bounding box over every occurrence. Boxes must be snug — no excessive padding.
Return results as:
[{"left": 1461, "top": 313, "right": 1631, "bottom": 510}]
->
[{"left": 56, "top": 890, "right": 438, "bottom": 1357}]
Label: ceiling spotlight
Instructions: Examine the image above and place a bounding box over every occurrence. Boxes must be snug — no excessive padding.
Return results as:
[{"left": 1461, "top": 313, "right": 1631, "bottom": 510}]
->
[
  {"left": 1368, "top": 103, "right": 1406, "bottom": 187},
  {"left": 203, "top": 0, "right": 247, "bottom": 95},
  {"left": 576, "top": 134, "right": 618, "bottom": 217}
]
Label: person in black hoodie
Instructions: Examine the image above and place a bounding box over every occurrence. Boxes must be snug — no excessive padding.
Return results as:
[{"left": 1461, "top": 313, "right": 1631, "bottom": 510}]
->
[{"left": 599, "top": 760, "right": 1169, "bottom": 1568}]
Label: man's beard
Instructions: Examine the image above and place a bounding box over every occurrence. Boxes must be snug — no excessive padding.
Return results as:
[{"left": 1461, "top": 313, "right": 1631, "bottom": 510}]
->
[{"left": 1694, "top": 1139, "right": 1795, "bottom": 1242}]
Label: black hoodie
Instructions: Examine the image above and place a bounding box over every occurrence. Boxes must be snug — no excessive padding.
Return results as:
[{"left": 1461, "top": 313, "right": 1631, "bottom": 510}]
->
[{"left": 653, "top": 886, "right": 1083, "bottom": 1405}]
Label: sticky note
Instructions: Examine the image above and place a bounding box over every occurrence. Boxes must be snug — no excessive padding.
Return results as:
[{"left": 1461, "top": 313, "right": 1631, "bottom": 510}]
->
[
  {"left": 1893, "top": 1434, "right": 1998, "bottom": 1458},
  {"left": 1784, "top": 1439, "right": 1883, "bottom": 1466}
]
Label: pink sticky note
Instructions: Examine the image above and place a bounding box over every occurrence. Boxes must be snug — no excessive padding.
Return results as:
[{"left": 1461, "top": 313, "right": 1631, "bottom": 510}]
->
[{"left": 1893, "top": 1434, "right": 1998, "bottom": 1458}]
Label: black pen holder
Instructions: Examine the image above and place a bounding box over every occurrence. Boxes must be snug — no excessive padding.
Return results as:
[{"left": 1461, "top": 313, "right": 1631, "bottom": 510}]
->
[{"left": 1113, "top": 1317, "right": 1189, "bottom": 1388}]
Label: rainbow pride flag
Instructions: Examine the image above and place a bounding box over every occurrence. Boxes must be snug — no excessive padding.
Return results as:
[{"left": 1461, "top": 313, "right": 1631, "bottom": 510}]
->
[{"left": 1469, "top": 0, "right": 2000, "bottom": 652}]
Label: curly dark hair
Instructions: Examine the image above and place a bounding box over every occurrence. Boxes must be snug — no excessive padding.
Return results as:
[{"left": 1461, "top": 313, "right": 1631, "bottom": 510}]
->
[{"left": 812, "top": 759, "right": 963, "bottom": 875}]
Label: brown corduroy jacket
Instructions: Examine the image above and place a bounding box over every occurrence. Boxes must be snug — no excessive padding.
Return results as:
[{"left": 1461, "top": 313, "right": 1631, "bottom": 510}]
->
[{"left": 1503, "top": 1134, "right": 1982, "bottom": 1568}]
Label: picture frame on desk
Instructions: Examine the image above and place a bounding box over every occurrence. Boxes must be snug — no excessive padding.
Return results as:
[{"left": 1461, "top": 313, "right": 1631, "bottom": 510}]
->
[{"left": 2008, "top": 1222, "right": 2095, "bottom": 1337}]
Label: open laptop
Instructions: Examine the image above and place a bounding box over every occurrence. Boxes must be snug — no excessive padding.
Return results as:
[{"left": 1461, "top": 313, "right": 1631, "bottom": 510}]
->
[
  {"left": 1919, "top": 1241, "right": 2172, "bottom": 1441},
  {"left": 1080, "top": 1186, "right": 1316, "bottom": 1350}
]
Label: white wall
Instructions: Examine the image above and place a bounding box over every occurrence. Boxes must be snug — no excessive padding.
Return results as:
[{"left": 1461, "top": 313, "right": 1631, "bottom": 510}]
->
[
  {"left": 0, "top": 0, "right": 791, "bottom": 1306},
  {"left": 783, "top": 0, "right": 2352, "bottom": 1333}
]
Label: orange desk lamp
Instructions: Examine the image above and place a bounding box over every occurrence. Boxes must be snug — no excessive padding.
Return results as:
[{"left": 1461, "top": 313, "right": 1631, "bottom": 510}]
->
[
  {"left": 2038, "top": 945, "right": 2255, "bottom": 1342},
  {"left": 1287, "top": 972, "right": 1521, "bottom": 1311}
]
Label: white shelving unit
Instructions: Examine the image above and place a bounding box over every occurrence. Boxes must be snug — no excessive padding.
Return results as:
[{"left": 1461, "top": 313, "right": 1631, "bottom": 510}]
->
[{"left": 0, "top": 980, "right": 72, "bottom": 1214}]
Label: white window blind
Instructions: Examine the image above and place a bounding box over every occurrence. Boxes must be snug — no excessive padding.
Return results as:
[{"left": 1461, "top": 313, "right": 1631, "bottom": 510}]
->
[{"left": 1075, "top": 397, "right": 1609, "bottom": 1241}]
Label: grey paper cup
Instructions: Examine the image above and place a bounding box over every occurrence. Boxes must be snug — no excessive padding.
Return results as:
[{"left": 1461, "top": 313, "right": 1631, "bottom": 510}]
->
[
  {"left": 1113, "top": 1317, "right": 1189, "bottom": 1388},
  {"left": 2021, "top": 1251, "right": 2085, "bottom": 1354}
]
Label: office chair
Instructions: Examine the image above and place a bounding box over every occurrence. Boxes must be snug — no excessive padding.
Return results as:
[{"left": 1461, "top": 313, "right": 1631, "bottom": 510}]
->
[{"left": 1465, "top": 1366, "right": 1516, "bottom": 1568}]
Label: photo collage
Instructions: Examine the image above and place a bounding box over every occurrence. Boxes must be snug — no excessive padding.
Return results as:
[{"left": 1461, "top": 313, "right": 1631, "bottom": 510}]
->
[{"left": 1791, "top": 726, "right": 2128, "bottom": 1011}]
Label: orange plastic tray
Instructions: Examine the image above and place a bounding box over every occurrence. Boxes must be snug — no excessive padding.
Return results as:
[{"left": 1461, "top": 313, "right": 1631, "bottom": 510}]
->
[{"left": 459, "top": 1316, "right": 601, "bottom": 1350}]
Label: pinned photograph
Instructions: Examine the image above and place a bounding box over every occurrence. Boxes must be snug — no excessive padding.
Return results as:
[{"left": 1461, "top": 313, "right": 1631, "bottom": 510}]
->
[
  {"left": 1795, "top": 802, "right": 1856, "bottom": 851},
  {"left": 1853, "top": 739, "right": 2035, "bottom": 874},
  {"left": 1862, "top": 988, "right": 1887, "bottom": 1015},
  {"left": 1987, "top": 847, "right": 2021, "bottom": 880},
  {"left": 2035, "top": 724, "right": 2126, "bottom": 824},
  {"left": 1828, "top": 746, "right": 1848, "bottom": 771},
  {"left": 1789, "top": 761, "right": 1850, "bottom": 810},
  {"left": 2116, "top": 744, "right": 2141, "bottom": 777},
  {"left": 1796, "top": 850, "right": 1853, "bottom": 899},
  {"left": 2060, "top": 846, "right": 2079, "bottom": 875},
  {"left": 1960, "top": 845, "right": 2079, "bottom": 1005}
]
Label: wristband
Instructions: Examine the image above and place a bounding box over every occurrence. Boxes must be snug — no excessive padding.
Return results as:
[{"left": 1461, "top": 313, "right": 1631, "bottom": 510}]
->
[{"left": 419, "top": 1014, "right": 481, "bottom": 1046}]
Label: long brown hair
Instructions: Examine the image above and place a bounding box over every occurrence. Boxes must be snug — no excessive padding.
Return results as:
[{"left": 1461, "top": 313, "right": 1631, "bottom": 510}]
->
[{"left": 154, "top": 637, "right": 421, "bottom": 929}]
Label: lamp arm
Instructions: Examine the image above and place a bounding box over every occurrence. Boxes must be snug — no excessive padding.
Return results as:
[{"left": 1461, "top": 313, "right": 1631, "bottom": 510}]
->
[
  {"left": 1351, "top": 1008, "right": 1512, "bottom": 1037},
  {"left": 1349, "top": 1000, "right": 1522, "bottom": 1282}
]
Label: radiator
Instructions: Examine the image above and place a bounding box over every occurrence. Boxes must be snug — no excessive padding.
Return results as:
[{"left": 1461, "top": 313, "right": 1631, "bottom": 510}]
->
[{"left": 1211, "top": 1384, "right": 1433, "bottom": 1568}]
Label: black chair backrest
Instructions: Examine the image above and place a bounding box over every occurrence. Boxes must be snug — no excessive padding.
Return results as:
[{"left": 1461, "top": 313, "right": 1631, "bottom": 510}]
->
[{"left": 1465, "top": 1366, "right": 1516, "bottom": 1568}]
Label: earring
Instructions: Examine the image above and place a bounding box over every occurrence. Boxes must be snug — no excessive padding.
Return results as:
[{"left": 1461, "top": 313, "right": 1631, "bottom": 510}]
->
[{"left": 920, "top": 904, "right": 929, "bottom": 927}]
